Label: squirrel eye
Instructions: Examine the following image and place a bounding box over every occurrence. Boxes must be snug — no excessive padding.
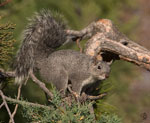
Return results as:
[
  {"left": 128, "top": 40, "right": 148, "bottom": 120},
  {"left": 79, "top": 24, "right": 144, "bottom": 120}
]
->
[{"left": 98, "top": 66, "right": 101, "bottom": 69}]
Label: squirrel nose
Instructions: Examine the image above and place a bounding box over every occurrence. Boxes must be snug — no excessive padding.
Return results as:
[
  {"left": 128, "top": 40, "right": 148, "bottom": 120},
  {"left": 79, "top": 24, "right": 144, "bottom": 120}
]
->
[{"left": 105, "top": 74, "right": 109, "bottom": 78}]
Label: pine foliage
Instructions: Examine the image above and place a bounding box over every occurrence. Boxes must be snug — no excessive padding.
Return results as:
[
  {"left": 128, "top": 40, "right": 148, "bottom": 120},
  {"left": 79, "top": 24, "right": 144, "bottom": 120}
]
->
[
  {"left": 0, "top": 16, "right": 16, "bottom": 68},
  {"left": 21, "top": 88, "right": 122, "bottom": 123}
]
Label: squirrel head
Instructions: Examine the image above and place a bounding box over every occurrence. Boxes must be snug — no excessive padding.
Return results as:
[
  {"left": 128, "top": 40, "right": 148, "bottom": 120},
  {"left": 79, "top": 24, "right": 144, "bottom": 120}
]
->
[{"left": 90, "top": 60, "right": 110, "bottom": 80}]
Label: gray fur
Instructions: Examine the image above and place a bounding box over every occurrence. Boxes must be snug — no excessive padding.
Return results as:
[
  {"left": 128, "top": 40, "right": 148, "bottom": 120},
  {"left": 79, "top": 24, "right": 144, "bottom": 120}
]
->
[
  {"left": 36, "top": 50, "right": 110, "bottom": 95},
  {"left": 14, "top": 9, "right": 67, "bottom": 84}
]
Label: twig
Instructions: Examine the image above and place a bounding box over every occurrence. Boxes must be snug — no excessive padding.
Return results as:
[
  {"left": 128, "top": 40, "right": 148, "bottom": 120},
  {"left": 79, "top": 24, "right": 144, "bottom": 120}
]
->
[
  {"left": 0, "top": 90, "right": 15, "bottom": 123},
  {"left": 0, "top": 102, "right": 4, "bottom": 109},
  {"left": 66, "top": 22, "right": 96, "bottom": 40},
  {"left": 0, "top": 68, "right": 53, "bottom": 98},
  {"left": 68, "top": 84, "right": 106, "bottom": 101},
  {"left": 9, "top": 84, "right": 22, "bottom": 123},
  {"left": 29, "top": 71, "right": 53, "bottom": 99},
  {"left": 87, "top": 93, "right": 107, "bottom": 100},
  {"left": 76, "top": 38, "right": 83, "bottom": 53},
  {"left": 67, "top": 84, "right": 79, "bottom": 98}
]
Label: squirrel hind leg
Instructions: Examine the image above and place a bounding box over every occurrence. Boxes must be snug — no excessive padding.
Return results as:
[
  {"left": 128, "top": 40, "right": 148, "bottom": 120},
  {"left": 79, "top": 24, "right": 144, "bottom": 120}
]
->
[{"left": 52, "top": 69, "right": 68, "bottom": 97}]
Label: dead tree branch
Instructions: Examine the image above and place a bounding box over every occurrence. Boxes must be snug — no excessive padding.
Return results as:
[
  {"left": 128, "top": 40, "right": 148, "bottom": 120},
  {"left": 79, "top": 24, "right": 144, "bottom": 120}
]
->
[
  {"left": 85, "top": 33, "right": 150, "bottom": 71},
  {"left": 100, "top": 38, "right": 150, "bottom": 64},
  {"left": 119, "top": 56, "right": 150, "bottom": 71},
  {"left": 67, "top": 19, "right": 150, "bottom": 71}
]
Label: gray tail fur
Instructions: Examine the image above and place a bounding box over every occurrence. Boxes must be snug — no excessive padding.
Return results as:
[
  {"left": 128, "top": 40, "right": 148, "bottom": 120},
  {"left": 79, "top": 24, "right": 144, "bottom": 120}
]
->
[{"left": 14, "top": 9, "right": 67, "bottom": 84}]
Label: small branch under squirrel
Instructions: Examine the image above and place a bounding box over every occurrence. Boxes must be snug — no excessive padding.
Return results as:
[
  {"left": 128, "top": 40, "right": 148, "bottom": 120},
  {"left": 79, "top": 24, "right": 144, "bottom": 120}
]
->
[
  {"left": 67, "top": 84, "right": 107, "bottom": 101},
  {"left": 30, "top": 71, "right": 53, "bottom": 99},
  {"left": 0, "top": 68, "right": 54, "bottom": 99}
]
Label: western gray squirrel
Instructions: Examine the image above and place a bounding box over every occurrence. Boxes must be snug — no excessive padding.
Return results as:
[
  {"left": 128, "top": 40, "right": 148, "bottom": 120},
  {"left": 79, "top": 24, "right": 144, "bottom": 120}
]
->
[
  {"left": 36, "top": 50, "right": 110, "bottom": 96},
  {"left": 14, "top": 9, "right": 110, "bottom": 95}
]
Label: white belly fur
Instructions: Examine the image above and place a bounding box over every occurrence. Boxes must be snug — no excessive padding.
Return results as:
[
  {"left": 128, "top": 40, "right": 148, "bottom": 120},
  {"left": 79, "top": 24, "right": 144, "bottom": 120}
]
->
[{"left": 81, "top": 76, "right": 96, "bottom": 88}]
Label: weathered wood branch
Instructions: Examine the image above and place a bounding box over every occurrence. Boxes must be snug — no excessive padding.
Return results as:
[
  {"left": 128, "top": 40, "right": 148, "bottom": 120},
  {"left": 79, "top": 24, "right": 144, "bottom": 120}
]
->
[
  {"left": 100, "top": 38, "right": 150, "bottom": 64},
  {"left": 85, "top": 33, "right": 150, "bottom": 71},
  {"left": 67, "top": 19, "right": 150, "bottom": 71},
  {"left": 67, "top": 19, "right": 149, "bottom": 54},
  {"left": 119, "top": 56, "right": 150, "bottom": 71}
]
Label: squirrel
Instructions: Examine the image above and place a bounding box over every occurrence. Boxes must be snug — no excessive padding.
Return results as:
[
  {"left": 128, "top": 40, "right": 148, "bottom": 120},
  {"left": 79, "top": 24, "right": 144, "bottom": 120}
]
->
[
  {"left": 14, "top": 9, "right": 110, "bottom": 96},
  {"left": 36, "top": 50, "right": 110, "bottom": 96}
]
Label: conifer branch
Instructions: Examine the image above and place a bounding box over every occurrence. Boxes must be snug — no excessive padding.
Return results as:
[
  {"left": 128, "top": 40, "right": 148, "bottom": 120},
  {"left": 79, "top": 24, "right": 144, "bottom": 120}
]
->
[{"left": 3, "top": 94, "right": 51, "bottom": 109}]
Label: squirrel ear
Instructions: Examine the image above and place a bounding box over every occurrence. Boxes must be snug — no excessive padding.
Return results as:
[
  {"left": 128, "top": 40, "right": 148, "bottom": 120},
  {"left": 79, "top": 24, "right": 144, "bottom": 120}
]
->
[
  {"left": 107, "top": 60, "right": 113, "bottom": 65},
  {"left": 91, "top": 56, "right": 103, "bottom": 65},
  {"left": 91, "top": 57, "right": 98, "bottom": 65}
]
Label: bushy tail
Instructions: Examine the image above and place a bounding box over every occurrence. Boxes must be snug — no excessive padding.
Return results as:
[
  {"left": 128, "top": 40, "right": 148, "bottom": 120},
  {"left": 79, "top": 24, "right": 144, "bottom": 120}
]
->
[{"left": 14, "top": 9, "right": 67, "bottom": 84}]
